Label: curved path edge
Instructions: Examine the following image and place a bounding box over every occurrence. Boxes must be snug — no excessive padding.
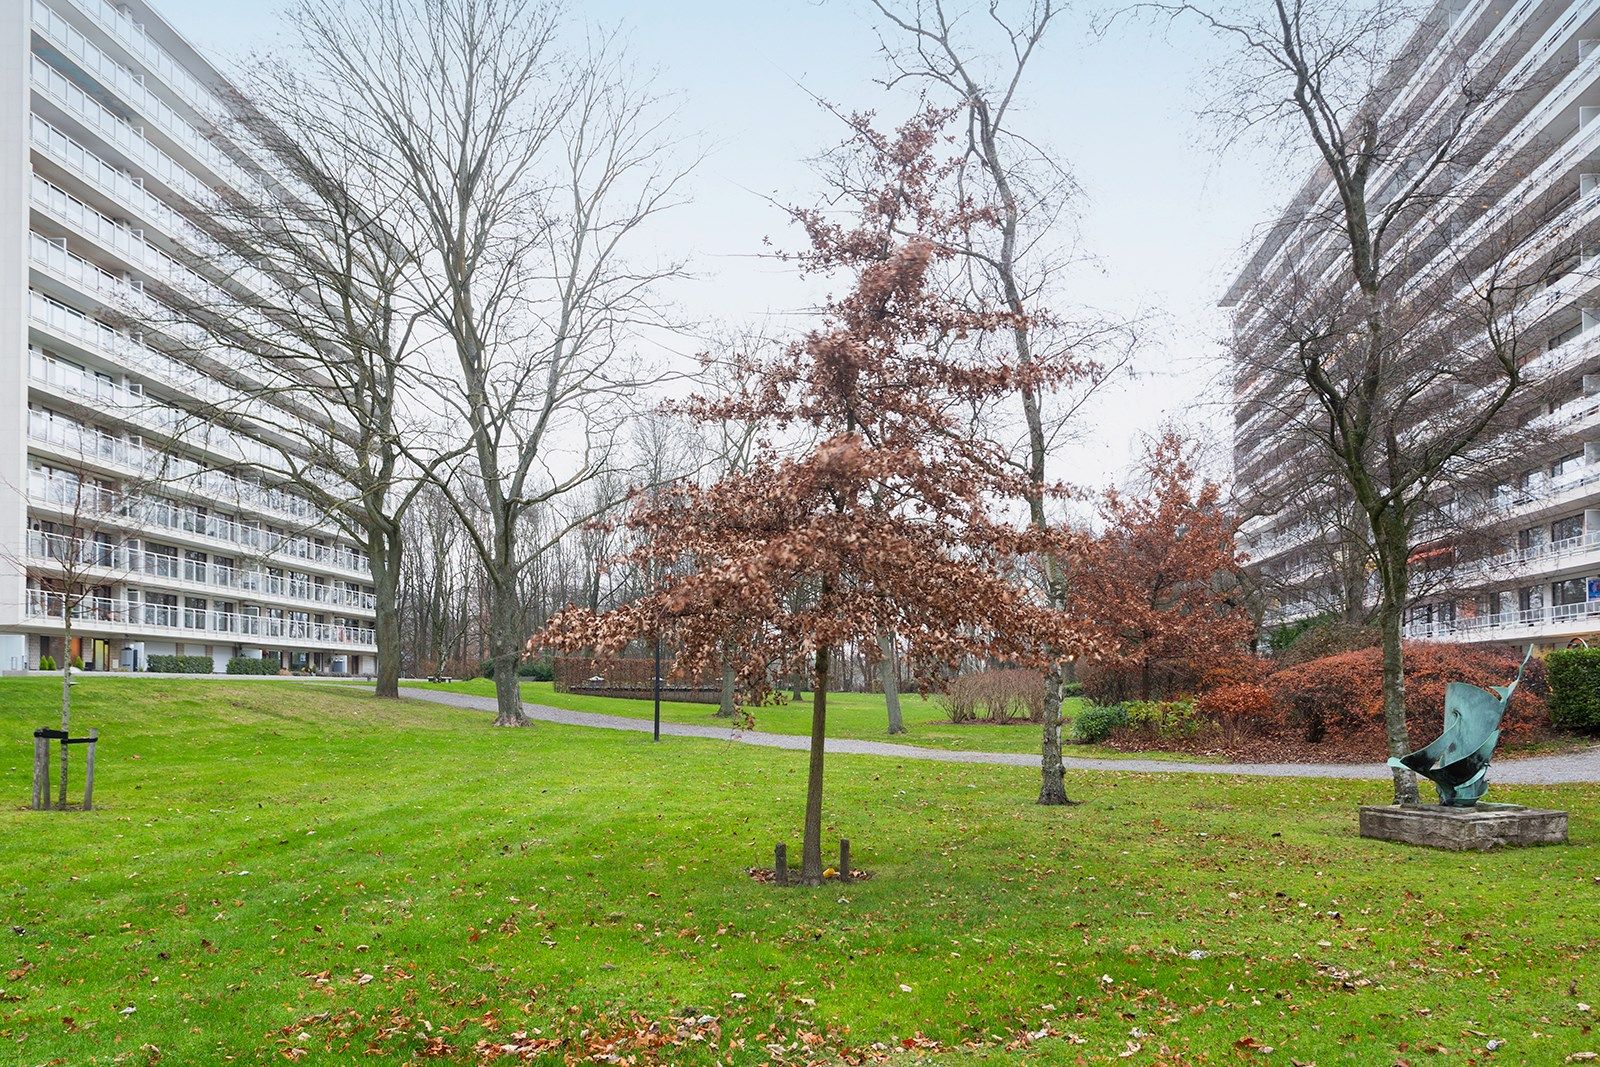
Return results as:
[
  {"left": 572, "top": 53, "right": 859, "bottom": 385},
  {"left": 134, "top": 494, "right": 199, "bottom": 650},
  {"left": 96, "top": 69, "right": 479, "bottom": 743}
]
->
[{"left": 395, "top": 686, "right": 1600, "bottom": 785}]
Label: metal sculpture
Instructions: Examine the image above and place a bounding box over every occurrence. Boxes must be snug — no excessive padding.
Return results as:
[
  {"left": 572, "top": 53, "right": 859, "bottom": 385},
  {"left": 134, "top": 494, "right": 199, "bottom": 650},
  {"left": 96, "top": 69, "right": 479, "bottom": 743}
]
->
[{"left": 1388, "top": 646, "right": 1533, "bottom": 806}]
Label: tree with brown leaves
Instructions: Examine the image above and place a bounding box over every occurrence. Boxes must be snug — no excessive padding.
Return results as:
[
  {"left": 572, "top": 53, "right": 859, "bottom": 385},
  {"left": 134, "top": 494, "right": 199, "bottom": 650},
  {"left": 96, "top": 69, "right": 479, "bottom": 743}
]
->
[
  {"left": 539, "top": 109, "right": 1098, "bottom": 885},
  {"left": 1075, "top": 432, "right": 1252, "bottom": 702}
]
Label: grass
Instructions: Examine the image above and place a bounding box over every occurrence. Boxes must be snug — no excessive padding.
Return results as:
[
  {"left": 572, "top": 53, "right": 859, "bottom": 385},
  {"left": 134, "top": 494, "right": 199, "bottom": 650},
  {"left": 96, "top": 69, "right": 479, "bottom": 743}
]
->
[
  {"left": 387, "top": 678, "right": 1216, "bottom": 762},
  {"left": 0, "top": 677, "right": 1596, "bottom": 1065}
]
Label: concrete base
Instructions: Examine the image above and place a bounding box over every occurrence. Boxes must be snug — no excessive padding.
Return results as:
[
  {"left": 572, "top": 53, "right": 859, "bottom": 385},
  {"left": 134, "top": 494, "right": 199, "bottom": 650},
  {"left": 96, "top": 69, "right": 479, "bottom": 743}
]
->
[{"left": 1359, "top": 803, "right": 1568, "bottom": 851}]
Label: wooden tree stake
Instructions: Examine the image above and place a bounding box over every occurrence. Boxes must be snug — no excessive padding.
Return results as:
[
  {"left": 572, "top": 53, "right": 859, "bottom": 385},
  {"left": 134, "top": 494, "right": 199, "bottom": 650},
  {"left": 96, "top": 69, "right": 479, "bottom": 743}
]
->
[
  {"left": 32, "top": 732, "right": 48, "bottom": 811},
  {"left": 839, "top": 838, "right": 851, "bottom": 883},
  {"left": 82, "top": 729, "right": 97, "bottom": 811},
  {"left": 774, "top": 842, "right": 789, "bottom": 886}
]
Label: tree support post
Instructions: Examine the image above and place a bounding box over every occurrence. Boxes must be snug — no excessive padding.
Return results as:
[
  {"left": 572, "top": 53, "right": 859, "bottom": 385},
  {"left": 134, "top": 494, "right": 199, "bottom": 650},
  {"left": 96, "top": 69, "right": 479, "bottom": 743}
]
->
[
  {"left": 32, "top": 731, "right": 49, "bottom": 811},
  {"left": 774, "top": 842, "right": 789, "bottom": 886},
  {"left": 83, "top": 729, "right": 97, "bottom": 811}
]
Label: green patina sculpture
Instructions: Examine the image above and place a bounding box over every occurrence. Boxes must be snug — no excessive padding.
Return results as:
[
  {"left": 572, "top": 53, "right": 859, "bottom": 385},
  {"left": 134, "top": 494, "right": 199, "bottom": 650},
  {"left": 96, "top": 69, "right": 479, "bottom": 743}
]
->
[{"left": 1388, "top": 646, "right": 1533, "bottom": 806}]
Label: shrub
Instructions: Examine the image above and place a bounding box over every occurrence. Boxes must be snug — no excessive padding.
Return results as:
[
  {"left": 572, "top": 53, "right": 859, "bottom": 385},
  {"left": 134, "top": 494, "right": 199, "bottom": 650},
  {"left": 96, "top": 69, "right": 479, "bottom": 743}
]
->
[
  {"left": 1120, "top": 699, "right": 1201, "bottom": 741},
  {"left": 1546, "top": 647, "right": 1600, "bottom": 734},
  {"left": 226, "top": 654, "right": 281, "bottom": 675},
  {"left": 481, "top": 655, "right": 557, "bottom": 680},
  {"left": 1264, "top": 642, "right": 1548, "bottom": 743},
  {"left": 147, "top": 655, "right": 213, "bottom": 674},
  {"left": 1195, "top": 683, "right": 1280, "bottom": 728},
  {"left": 38, "top": 655, "right": 55, "bottom": 671},
  {"left": 1069, "top": 702, "right": 1128, "bottom": 743},
  {"left": 71, "top": 655, "right": 85, "bottom": 670},
  {"left": 518, "top": 654, "right": 554, "bottom": 680},
  {"left": 1266, "top": 613, "right": 1331, "bottom": 654},
  {"left": 1061, "top": 680, "right": 1085, "bottom": 699},
  {"left": 1274, "top": 619, "right": 1380, "bottom": 666},
  {"left": 1078, "top": 650, "right": 1258, "bottom": 706},
  {"left": 937, "top": 668, "right": 1044, "bottom": 724}
]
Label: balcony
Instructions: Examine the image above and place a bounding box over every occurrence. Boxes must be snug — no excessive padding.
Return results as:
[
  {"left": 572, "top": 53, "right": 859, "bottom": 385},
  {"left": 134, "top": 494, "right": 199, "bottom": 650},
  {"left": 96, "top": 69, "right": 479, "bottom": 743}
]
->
[
  {"left": 31, "top": 55, "right": 210, "bottom": 205},
  {"left": 25, "top": 590, "right": 376, "bottom": 648},
  {"left": 33, "top": 1, "right": 252, "bottom": 190},
  {"left": 27, "top": 472, "right": 371, "bottom": 579},
  {"left": 25, "top": 530, "right": 377, "bottom": 613},
  {"left": 54, "top": 0, "right": 235, "bottom": 129},
  {"left": 1403, "top": 598, "right": 1600, "bottom": 642}
]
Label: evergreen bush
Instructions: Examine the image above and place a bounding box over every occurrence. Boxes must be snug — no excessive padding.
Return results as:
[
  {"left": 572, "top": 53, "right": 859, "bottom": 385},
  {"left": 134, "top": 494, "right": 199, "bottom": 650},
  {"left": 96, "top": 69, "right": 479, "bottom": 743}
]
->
[
  {"left": 147, "top": 655, "right": 214, "bottom": 674},
  {"left": 1547, "top": 647, "right": 1600, "bottom": 734}
]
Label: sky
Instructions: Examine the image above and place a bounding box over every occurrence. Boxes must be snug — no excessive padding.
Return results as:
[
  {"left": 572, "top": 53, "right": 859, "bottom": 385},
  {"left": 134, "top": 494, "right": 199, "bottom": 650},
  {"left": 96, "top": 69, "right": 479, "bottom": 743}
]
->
[{"left": 153, "top": 0, "right": 1293, "bottom": 490}]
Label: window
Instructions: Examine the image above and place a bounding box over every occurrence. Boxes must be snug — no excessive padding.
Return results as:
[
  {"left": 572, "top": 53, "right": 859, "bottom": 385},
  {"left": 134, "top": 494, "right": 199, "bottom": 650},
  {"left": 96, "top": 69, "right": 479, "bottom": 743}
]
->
[
  {"left": 1550, "top": 321, "right": 1583, "bottom": 350},
  {"left": 1552, "top": 451, "right": 1585, "bottom": 478},
  {"left": 1553, "top": 515, "right": 1585, "bottom": 543},
  {"left": 1553, "top": 578, "right": 1588, "bottom": 607}
]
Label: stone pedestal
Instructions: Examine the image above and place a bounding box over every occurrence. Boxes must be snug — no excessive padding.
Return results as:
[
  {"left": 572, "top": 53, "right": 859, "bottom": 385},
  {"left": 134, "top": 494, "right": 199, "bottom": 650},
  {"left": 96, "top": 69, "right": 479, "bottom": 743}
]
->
[{"left": 1359, "top": 803, "right": 1568, "bottom": 851}]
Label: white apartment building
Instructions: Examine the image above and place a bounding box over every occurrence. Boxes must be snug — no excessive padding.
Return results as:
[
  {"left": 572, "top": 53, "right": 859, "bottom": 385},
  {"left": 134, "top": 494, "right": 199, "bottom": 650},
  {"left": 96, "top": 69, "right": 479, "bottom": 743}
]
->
[
  {"left": 0, "top": 0, "right": 377, "bottom": 673},
  {"left": 1227, "top": 0, "right": 1600, "bottom": 651}
]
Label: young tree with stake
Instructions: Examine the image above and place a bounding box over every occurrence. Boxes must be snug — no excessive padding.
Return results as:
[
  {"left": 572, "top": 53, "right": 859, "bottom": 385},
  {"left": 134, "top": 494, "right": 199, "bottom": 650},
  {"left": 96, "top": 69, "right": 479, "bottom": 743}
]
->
[{"left": 540, "top": 110, "right": 1098, "bottom": 885}]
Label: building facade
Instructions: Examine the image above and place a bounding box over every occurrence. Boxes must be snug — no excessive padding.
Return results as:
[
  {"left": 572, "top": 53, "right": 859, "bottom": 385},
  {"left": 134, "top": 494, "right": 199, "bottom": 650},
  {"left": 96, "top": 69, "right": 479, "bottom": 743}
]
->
[
  {"left": 1227, "top": 0, "right": 1600, "bottom": 651},
  {"left": 0, "top": 0, "right": 377, "bottom": 673}
]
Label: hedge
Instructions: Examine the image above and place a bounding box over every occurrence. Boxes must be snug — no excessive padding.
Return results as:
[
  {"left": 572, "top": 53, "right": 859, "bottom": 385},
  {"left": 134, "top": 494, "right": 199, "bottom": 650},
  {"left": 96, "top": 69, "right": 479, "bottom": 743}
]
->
[
  {"left": 481, "top": 655, "right": 555, "bottom": 681},
  {"left": 226, "top": 654, "right": 281, "bottom": 675},
  {"left": 1264, "top": 643, "right": 1547, "bottom": 743},
  {"left": 1547, "top": 647, "right": 1600, "bottom": 734},
  {"left": 147, "top": 655, "right": 214, "bottom": 674}
]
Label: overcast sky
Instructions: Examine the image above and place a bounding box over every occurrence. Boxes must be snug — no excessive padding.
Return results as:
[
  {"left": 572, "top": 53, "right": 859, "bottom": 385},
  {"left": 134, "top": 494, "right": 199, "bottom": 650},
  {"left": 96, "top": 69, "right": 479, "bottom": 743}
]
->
[{"left": 153, "top": 0, "right": 1292, "bottom": 490}]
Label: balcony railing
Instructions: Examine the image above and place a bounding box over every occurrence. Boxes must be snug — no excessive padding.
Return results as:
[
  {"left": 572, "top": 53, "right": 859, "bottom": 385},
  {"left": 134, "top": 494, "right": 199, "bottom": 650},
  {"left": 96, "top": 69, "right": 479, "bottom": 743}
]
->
[
  {"left": 31, "top": 55, "right": 209, "bottom": 204},
  {"left": 1404, "top": 598, "right": 1600, "bottom": 641},
  {"left": 25, "top": 590, "right": 376, "bottom": 646},
  {"left": 25, "top": 530, "right": 376, "bottom": 612},
  {"left": 27, "top": 472, "right": 371, "bottom": 577},
  {"left": 34, "top": 1, "right": 251, "bottom": 189}
]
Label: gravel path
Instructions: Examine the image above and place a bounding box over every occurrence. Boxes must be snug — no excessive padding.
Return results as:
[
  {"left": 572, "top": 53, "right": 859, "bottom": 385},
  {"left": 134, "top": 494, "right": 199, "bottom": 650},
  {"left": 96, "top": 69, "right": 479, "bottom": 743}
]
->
[{"left": 398, "top": 687, "right": 1600, "bottom": 785}]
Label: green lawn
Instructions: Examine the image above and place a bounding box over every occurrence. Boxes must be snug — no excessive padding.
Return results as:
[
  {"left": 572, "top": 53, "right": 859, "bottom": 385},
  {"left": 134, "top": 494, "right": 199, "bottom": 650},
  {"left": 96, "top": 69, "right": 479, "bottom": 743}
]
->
[
  {"left": 389, "top": 678, "right": 1213, "bottom": 762},
  {"left": 1, "top": 677, "right": 1597, "bottom": 1065}
]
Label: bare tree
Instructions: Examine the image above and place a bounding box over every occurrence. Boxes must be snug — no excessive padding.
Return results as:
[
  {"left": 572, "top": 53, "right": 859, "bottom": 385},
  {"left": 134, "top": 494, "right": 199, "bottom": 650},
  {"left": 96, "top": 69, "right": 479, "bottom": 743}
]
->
[
  {"left": 1184, "top": 0, "right": 1584, "bottom": 800},
  {"left": 288, "top": 0, "right": 691, "bottom": 725},
  {"left": 399, "top": 482, "right": 475, "bottom": 676},
  {"left": 864, "top": 0, "right": 1134, "bottom": 799},
  {"left": 155, "top": 57, "right": 445, "bottom": 699}
]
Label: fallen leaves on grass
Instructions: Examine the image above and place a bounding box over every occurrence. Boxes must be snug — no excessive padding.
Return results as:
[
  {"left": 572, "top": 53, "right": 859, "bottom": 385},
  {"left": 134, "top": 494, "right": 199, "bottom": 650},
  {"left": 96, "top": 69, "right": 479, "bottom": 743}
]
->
[{"left": 474, "top": 1012, "right": 720, "bottom": 1063}]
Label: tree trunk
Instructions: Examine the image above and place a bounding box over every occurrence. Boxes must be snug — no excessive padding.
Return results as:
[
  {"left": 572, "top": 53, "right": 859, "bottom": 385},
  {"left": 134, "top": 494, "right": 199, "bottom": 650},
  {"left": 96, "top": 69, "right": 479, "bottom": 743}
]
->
[
  {"left": 370, "top": 528, "right": 402, "bottom": 699},
  {"left": 1038, "top": 661, "right": 1074, "bottom": 805},
  {"left": 877, "top": 630, "right": 904, "bottom": 735},
  {"left": 1378, "top": 579, "right": 1418, "bottom": 805},
  {"left": 801, "top": 642, "right": 830, "bottom": 886},
  {"left": 488, "top": 573, "right": 529, "bottom": 727},
  {"left": 59, "top": 616, "right": 71, "bottom": 810},
  {"left": 1370, "top": 506, "right": 1418, "bottom": 805},
  {"left": 716, "top": 662, "right": 736, "bottom": 718}
]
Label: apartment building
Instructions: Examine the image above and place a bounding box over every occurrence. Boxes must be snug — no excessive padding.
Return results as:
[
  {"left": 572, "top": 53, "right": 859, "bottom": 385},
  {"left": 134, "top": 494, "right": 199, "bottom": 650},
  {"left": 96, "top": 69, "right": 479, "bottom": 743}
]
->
[
  {"left": 0, "top": 0, "right": 377, "bottom": 672},
  {"left": 1227, "top": 0, "right": 1600, "bottom": 651}
]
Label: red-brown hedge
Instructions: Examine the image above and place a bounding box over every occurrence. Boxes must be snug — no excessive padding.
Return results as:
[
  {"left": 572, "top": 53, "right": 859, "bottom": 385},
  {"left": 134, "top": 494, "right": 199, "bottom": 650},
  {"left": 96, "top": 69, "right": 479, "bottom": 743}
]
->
[
  {"left": 1194, "top": 683, "right": 1281, "bottom": 729},
  {"left": 1261, "top": 642, "right": 1547, "bottom": 743}
]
